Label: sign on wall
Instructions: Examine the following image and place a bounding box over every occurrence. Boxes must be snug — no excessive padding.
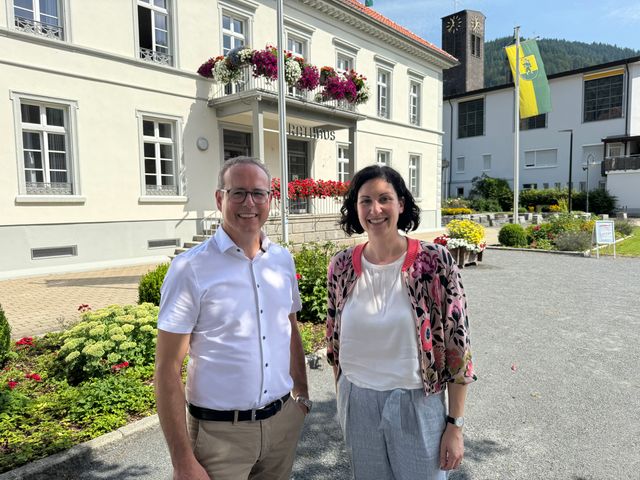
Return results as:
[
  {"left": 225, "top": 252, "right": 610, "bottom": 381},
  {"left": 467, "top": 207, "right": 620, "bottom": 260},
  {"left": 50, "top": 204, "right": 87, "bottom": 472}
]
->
[{"left": 287, "top": 123, "right": 336, "bottom": 141}]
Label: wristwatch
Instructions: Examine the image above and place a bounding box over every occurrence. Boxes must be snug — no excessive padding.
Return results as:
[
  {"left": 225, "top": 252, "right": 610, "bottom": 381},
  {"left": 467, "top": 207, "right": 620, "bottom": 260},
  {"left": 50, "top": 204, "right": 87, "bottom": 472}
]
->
[
  {"left": 295, "top": 395, "right": 313, "bottom": 413},
  {"left": 446, "top": 415, "right": 464, "bottom": 428}
]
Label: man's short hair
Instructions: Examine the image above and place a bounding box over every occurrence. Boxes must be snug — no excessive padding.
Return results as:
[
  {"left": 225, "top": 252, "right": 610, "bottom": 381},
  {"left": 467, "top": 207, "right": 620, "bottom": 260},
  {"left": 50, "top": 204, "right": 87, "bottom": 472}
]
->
[{"left": 217, "top": 156, "right": 271, "bottom": 190}]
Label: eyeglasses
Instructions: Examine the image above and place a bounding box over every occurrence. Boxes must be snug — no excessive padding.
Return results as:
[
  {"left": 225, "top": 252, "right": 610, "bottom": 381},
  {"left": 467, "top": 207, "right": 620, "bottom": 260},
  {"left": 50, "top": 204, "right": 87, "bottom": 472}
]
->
[{"left": 221, "top": 188, "right": 271, "bottom": 205}]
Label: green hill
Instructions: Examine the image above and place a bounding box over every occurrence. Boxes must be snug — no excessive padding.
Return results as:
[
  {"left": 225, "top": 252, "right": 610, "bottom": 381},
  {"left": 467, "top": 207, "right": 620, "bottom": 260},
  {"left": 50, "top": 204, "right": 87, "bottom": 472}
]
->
[{"left": 484, "top": 37, "right": 640, "bottom": 88}]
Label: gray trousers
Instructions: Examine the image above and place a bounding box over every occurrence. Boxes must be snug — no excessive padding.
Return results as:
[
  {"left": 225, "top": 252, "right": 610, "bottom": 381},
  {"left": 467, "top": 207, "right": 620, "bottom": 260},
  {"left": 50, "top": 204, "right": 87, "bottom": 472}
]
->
[{"left": 337, "top": 375, "right": 448, "bottom": 480}]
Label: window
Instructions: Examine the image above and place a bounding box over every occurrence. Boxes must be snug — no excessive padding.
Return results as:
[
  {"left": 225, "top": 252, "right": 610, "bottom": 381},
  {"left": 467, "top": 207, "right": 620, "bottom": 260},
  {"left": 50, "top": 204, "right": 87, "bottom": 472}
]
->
[
  {"left": 583, "top": 73, "right": 623, "bottom": 122},
  {"left": 18, "top": 100, "right": 74, "bottom": 195},
  {"left": 543, "top": 183, "right": 549, "bottom": 189},
  {"left": 336, "top": 53, "right": 354, "bottom": 73},
  {"left": 409, "top": 155, "right": 420, "bottom": 197},
  {"left": 482, "top": 154, "right": 491, "bottom": 171},
  {"left": 377, "top": 68, "right": 391, "bottom": 119},
  {"left": 524, "top": 149, "right": 557, "bottom": 168},
  {"left": 377, "top": 150, "right": 390, "bottom": 166},
  {"left": 13, "top": 0, "right": 64, "bottom": 39},
  {"left": 471, "top": 34, "right": 481, "bottom": 58},
  {"left": 138, "top": 0, "right": 173, "bottom": 65},
  {"left": 223, "top": 129, "right": 251, "bottom": 160},
  {"left": 409, "top": 81, "right": 421, "bottom": 126},
  {"left": 338, "top": 145, "right": 350, "bottom": 182},
  {"left": 287, "top": 35, "right": 305, "bottom": 58},
  {"left": 598, "top": 180, "right": 607, "bottom": 190},
  {"left": 142, "top": 117, "right": 178, "bottom": 196},
  {"left": 579, "top": 182, "right": 587, "bottom": 192},
  {"left": 458, "top": 98, "right": 484, "bottom": 138},
  {"left": 554, "top": 182, "right": 562, "bottom": 189},
  {"left": 456, "top": 187, "right": 464, "bottom": 197},
  {"left": 456, "top": 156, "right": 465, "bottom": 173},
  {"left": 606, "top": 142, "right": 624, "bottom": 158},
  {"left": 520, "top": 113, "right": 547, "bottom": 130},
  {"left": 222, "top": 13, "right": 246, "bottom": 55},
  {"left": 522, "top": 183, "right": 538, "bottom": 190}
]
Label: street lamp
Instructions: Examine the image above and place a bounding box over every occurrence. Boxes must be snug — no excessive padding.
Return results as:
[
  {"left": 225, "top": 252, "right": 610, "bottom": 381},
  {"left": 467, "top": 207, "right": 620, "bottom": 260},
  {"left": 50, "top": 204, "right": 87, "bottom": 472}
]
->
[
  {"left": 582, "top": 154, "right": 598, "bottom": 214},
  {"left": 559, "top": 129, "right": 573, "bottom": 212}
]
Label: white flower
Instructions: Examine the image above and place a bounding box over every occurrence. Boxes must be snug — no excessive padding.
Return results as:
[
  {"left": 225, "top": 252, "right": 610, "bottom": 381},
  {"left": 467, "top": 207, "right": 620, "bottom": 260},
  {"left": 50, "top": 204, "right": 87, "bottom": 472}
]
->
[{"left": 284, "top": 58, "right": 302, "bottom": 86}]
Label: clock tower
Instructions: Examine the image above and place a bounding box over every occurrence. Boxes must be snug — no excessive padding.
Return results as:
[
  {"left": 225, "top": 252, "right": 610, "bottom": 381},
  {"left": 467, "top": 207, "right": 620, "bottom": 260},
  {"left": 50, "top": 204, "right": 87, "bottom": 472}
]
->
[{"left": 441, "top": 10, "right": 485, "bottom": 96}]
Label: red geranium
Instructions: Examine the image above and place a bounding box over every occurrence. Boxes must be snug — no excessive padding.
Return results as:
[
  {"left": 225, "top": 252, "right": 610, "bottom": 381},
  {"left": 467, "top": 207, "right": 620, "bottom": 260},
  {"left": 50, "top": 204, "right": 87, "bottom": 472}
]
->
[
  {"left": 111, "top": 361, "right": 130, "bottom": 372},
  {"left": 15, "top": 337, "right": 34, "bottom": 347},
  {"left": 25, "top": 373, "right": 42, "bottom": 382},
  {"left": 7, "top": 380, "right": 19, "bottom": 390}
]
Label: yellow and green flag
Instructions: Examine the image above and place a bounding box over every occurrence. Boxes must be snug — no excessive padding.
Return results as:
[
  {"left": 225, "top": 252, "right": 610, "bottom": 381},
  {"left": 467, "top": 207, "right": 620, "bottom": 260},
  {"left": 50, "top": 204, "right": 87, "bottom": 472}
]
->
[{"left": 505, "top": 39, "right": 551, "bottom": 119}]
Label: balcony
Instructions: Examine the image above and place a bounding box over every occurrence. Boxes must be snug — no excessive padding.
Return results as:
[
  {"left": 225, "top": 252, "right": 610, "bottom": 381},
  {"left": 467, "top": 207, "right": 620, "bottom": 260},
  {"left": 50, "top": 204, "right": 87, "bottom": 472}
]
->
[
  {"left": 603, "top": 156, "right": 640, "bottom": 173},
  {"left": 208, "top": 66, "right": 358, "bottom": 115},
  {"left": 139, "top": 47, "right": 173, "bottom": 66},
  {"left": 14, "top": 16, "right": 63, "bottom": 40},
  {"left": 26, "top": 182, "right": 72, "bottom": 195}
]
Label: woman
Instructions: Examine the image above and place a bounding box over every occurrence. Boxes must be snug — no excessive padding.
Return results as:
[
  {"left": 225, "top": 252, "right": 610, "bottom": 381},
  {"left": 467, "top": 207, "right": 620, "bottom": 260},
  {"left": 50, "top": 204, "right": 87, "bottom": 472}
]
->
[{"left": 326, "top": 165, "right": 476, "bottom": 479}]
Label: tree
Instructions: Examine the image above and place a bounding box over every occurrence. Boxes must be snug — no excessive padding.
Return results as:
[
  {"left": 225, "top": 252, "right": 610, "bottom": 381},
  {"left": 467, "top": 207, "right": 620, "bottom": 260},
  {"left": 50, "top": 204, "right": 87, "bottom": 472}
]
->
[{"left": 470, "top": 174, "right": 513, "bottom": 211}]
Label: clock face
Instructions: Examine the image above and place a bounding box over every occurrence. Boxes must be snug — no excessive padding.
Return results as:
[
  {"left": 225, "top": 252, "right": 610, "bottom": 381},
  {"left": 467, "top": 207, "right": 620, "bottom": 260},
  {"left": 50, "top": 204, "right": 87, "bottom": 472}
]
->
[
  {"left": 471, "top": 16, "right": 482, "bottom": 34},
  {"left": 446, "top": 15, "right": 462, "bottom": 33}
]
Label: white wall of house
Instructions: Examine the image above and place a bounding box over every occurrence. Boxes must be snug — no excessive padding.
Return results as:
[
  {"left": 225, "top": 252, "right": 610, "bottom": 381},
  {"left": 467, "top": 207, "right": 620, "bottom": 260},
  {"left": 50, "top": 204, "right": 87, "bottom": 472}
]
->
[
  {"left": 0, "top": 0, "right": 453, "bottom": 278},
  {"left": 443, "top": 60, "right": 639, "bottom": 201},
  {"left": 607, "top": 170, "right": 640, "bottom": 215}
]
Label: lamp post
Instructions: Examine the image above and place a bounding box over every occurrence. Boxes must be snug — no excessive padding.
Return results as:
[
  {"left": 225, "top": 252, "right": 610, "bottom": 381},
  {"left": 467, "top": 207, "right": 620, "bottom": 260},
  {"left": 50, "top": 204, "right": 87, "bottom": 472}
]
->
[
  {"left": 559, "top": 129, "right": 573, "bottom": 212},
  {"left": 582, "top": 155, "right": 598, "bottom": 214}
]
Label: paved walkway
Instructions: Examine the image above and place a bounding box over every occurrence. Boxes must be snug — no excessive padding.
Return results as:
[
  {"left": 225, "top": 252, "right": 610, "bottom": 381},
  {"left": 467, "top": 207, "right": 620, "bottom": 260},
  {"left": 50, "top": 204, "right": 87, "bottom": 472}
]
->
[{"left": 0, "top": 264, "right": 161, "bottom": 339}]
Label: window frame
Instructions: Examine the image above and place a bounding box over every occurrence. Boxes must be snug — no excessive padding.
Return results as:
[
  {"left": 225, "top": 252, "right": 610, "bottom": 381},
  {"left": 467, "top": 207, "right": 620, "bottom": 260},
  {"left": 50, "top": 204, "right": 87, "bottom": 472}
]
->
[
  {"left": 10, "top": 0, "right": 70, "bottom": 41},
  {"left": 482, "top": 153, "right": 491, "bottom": 171},
  {"left": 134, "top": 0, "right": 177, "bottom": 66},
  {"left": 456, "top": 156, "right": 465, "bottom": 173},
  {"left": 458, "top": 98, "right": 484, "bottom": 138},
  {"left": 583, "top": 72, "right": 624, "bottom": 123},
  {"left": 376, "top": 149, "right": 391, "bottom": 166},
  {"left": 409, "top": 80, "right": 421, "bottom": 126},
  {"left": 218, "top": 1, "right": 255, "bottom": 57},
  {"left": 376, "top": 67, "right": 392, "bottom": 119},
  {"left": 11, "top": 91, "right": 82, "bottom": 203},
  {"left": 522, "top": 183, "right": 538, "bottom": 191},
  {"left": 524, "top": 148, "right": 558, "bottom": 169},
  {"left": 519, "top": 113, "right": 547, "bottom": 130},
  {"left": 137, "top": 111, "right": 185, "bottom": 202},
  {"left": 337, "top": 143, "right": 350, "bottom": 182},
  {"left": 471, "top": 34, "right": 481, "bottom": 58},
  {"left": 409, "top": 154, "right": 421, "bottom": 198}
]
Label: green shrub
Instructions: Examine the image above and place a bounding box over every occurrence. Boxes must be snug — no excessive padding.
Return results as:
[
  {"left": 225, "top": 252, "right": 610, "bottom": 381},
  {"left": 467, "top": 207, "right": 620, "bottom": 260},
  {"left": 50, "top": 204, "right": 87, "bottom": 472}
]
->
[
  {"left": 526, "top": 223, "right": 555, "bottom": 244},
  {"left": 56, "top": 303, "right": 159, "bottom": 384},
  {"left": 571, "top": 189, "right": 617, "bottom": 214},
  {"left": 498, "top": 224, "right": 528, "bottom": 247},
  {"left": 298, "top": 323, "right": 325, "bottom": 355},
  {"left": 554, "top": 231, "right": 592, "bottom": 251},
  {"left": 138, "top": 263, "right": 169, "bottom": 306},
  {"left": 519, "top": 189, "right": 567, "bottom": 210},
  {"left": 470, "top": 174, "right": 513, "bottom": 211},
  {"left": 469, "top": 197, "right": 502, "bottom": 212},
  {"left": 615, "top": 220, "right": 634, "bottom": 236},
  {"left": 293, "top": 242, "right": 339, "bottom": 324},
  {"left": 0, "top": 304, "right": 11, "bottom": 368}
]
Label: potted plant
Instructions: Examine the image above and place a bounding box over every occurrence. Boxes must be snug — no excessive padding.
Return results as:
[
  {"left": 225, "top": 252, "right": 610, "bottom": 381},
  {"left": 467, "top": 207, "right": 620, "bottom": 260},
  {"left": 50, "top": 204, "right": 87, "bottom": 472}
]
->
[{"left": 434, "top": 219, "right": 486, "bottom": 267}]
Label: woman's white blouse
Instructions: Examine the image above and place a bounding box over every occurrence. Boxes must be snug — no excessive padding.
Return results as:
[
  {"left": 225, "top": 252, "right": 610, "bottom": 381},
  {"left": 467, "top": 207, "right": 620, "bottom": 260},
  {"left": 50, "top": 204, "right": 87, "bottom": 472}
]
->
[{"left": 339, "top": 252, "right": 423, "bottom": 391}]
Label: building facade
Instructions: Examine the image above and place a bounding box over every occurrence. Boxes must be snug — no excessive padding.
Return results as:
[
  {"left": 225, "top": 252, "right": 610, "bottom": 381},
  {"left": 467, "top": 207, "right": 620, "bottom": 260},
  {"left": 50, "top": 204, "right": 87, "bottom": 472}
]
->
[
  {"left": 0, "top": 0, "right": 456, "bottom": 279},
  {"left": 442, "top": 56, "right": 640, "bottom": 214}
]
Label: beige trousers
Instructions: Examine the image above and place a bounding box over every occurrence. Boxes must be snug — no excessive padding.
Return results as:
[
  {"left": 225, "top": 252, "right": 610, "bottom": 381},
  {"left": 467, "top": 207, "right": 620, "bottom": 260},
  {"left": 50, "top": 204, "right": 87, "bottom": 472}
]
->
[{"left": 187, "top": 397, "right": 305, "bottom": 480}]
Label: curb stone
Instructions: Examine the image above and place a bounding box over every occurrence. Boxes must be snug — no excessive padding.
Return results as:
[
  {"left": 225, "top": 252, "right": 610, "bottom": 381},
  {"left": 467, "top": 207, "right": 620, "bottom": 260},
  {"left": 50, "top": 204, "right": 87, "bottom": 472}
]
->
[{"left": 0, "top": 415, "right": 159, "bottom": 479}]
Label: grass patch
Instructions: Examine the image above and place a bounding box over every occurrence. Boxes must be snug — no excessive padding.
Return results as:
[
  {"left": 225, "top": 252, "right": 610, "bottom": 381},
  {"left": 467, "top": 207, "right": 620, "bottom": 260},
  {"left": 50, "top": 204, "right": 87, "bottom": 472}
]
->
[{"left": 597, "top": 226, "right": 640, "bottom": 256}]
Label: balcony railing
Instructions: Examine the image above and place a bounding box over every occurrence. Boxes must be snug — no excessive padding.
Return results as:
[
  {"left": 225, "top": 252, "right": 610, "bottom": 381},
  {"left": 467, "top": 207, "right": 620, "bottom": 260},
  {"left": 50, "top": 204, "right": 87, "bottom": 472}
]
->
[
  {"left": 139, "top": 47, "right": 173, "bottom": 66},
  {"left": 15, "top": 16, "right": 63, "bottom": 40},
  {"left": 146, "top": 185, "right": 178, "bottom": 196},
  {"left": 604, "top": 155, "right": 640, "bottom": 173},
  {"left": 269, "top": 196, "right": 342, "bottom": 217},
  {"left": 210, "top": 66, "right": 357, "bottom": 113},
  {"left": 26, "top": 182, "right": 72, "bottom": 195}
]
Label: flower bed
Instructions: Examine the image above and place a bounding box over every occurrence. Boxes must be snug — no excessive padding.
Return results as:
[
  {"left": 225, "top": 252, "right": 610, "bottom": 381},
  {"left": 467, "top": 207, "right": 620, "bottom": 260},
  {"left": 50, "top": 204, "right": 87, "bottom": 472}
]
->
[
  {"left": 198, "top": 45, "right": 369, "bottom": 104},
  {"left": 434, "top": 219, "right": 486, "bottom": 267},
  {"left": 270, "top": 177, "right": 349, "bottom": 200}
]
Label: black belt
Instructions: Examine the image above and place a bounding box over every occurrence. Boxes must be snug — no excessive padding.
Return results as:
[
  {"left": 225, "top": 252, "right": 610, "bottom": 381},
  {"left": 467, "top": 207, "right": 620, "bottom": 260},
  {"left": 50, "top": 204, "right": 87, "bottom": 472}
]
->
[{"left": 188, "top": 393, "right": 290, "bottom": 422}]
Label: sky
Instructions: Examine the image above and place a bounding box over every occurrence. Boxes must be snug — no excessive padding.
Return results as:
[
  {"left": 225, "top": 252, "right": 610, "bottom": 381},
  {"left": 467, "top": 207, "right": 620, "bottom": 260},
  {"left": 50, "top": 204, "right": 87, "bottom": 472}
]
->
[{"left": 370, "top": 0, "right": 640, "bottom": 51}]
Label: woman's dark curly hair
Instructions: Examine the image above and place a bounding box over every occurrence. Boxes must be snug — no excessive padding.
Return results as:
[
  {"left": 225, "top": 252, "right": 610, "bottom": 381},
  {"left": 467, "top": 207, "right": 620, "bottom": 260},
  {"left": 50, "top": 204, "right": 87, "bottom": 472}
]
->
[{"left": 339, "top": 165, "right": 421, "bottom": 235}]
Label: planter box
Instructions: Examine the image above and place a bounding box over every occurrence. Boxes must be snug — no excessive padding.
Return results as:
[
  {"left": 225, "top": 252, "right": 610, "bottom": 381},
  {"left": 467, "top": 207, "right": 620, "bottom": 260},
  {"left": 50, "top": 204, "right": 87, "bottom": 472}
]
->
[{"left": 449, "top": 247, "right": 483, "bottom": 268}]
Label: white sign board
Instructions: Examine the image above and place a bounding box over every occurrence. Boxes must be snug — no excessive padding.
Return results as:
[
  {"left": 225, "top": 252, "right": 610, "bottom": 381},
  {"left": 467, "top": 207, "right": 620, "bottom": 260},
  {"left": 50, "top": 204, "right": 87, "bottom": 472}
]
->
[{"left": 595, "top": 220, "right": 615, "bottom": 244}]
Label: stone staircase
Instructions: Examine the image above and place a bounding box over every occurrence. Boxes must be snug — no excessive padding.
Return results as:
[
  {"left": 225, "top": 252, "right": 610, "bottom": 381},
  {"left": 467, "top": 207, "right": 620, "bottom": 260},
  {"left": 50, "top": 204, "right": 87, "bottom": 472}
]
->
[{"left": 171, "top": 226, "right": 219, "bottom": 259}]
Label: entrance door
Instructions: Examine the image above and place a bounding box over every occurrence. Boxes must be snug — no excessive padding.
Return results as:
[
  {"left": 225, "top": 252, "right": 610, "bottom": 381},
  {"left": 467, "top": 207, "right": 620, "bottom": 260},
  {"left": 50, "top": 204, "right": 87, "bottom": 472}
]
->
[
  {"left": 223, "top": 130, "right": 251, "bottom": 161},
  {"left": 288, "top": 140, "right": 309, "bottom": 213}
]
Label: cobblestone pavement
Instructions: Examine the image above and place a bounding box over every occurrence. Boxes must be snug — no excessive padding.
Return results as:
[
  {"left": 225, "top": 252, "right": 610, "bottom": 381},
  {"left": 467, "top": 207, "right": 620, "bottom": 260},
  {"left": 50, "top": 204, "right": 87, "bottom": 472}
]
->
[{"left": 0, "top": 263, "right": 161, "bottom": 339}]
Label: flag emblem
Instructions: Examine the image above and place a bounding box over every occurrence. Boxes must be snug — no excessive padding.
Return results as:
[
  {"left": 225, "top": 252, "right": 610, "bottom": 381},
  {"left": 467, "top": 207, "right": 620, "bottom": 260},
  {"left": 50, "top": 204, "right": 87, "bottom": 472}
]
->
[{"left": 505, "top": 39, "right": 552, "bottom": 118}]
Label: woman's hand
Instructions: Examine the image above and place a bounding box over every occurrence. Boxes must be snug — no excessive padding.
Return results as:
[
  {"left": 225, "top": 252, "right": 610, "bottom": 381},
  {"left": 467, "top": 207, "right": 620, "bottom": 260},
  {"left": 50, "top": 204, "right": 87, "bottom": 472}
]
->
[{"left": 439, "top": 423, "right": 464, "bottom": 470}]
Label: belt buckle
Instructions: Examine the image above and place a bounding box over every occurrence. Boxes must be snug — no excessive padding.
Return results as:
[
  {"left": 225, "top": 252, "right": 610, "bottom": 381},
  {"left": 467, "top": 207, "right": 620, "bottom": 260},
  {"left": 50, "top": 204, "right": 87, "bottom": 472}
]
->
[{"left": 251, "top": 408, "right": 257, "bottom": 422}]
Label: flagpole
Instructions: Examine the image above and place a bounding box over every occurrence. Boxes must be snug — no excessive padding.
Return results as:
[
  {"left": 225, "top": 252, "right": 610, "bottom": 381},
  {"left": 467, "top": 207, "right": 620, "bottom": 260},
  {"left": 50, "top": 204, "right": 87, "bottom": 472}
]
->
[
  {"left": 512, "top": 26, "right": 520, "bottom": 224},
  {"left": 276, "top": 0, "right": 289, "bottom": 243}
]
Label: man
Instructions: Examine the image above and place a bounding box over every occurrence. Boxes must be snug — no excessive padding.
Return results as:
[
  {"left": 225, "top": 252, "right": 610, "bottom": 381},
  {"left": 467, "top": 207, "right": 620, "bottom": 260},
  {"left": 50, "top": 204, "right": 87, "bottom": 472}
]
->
[{"left": 155, "top": 157, "right": 310, "bottom": 480}]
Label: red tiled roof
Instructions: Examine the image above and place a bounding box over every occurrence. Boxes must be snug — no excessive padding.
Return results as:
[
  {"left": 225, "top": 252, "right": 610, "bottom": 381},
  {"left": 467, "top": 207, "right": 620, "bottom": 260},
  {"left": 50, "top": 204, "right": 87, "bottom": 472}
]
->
[{"left": 340, "top": 0, "right": 456, "bottom": 61}]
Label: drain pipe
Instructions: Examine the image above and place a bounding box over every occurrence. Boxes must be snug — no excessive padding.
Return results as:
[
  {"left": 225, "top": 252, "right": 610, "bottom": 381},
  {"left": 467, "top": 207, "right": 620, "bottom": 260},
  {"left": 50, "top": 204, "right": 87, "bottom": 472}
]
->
[{"left": 447, "top": 99, "right": 454, "bottom": 199}]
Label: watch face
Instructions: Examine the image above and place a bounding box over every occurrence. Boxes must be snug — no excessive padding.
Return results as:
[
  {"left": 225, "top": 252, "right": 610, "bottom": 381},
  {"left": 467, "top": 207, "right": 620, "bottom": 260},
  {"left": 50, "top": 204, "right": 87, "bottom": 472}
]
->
[
  {"left": 446, "top": 15, "right": 462, "bottom": 33},
  {"left": 455, "top": 417, "right": 464, "bottom": 427}
]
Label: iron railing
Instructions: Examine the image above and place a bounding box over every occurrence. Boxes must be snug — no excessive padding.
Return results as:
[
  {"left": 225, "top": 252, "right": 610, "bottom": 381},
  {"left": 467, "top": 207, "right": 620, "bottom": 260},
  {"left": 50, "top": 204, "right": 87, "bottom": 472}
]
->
[
  {"left": 15, "top": 16, "right": 63, "bottom": 40},
  {"left": 210, "top": 66, "right": 358, "bottom": 113},
  {"left": 139, "top": 47, "right": 173, "bottom": 66},
  {"left": 26, "top": 182, "right": 72, "bottom": 195},
  {"left": 269, "top": 197, "right": 342, "bottom": 217},
  {"left": 604, "top": 155, "right": 640, "bottom": 172},
  {"left": 145, "top": 185, "right": 178, "bottom": 196}
]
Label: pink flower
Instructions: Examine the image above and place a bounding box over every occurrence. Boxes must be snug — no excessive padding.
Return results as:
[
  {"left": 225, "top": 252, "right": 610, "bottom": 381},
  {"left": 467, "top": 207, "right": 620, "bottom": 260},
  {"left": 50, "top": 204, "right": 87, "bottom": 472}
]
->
[
  {"left": 295, "top": 273, "right": 302, "bottom": 280},
  {"left": 420, "top": 321, "right": 433, "bottom": 350},
  {"left": 7, "top": 380, "right": 18, "bottom": 390},
  {"left": 25, "top": 373, "right": 42, "bottom": 382}
]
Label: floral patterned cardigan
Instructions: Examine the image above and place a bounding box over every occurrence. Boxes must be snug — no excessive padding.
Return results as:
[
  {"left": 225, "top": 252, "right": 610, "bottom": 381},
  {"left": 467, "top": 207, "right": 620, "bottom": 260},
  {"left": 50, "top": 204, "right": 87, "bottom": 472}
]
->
[{"left": 326, "top": 238, "right": 477, "bottom": 395}]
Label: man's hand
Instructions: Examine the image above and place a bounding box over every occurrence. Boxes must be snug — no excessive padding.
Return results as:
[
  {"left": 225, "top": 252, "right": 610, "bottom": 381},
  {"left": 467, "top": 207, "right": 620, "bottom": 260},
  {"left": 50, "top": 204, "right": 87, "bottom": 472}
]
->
[
  {"left": 173, "top": 457, "right": 211, "bottom": 480},
  {"left": 439, "top": 423, "right": 464, "bottom": 471}
]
